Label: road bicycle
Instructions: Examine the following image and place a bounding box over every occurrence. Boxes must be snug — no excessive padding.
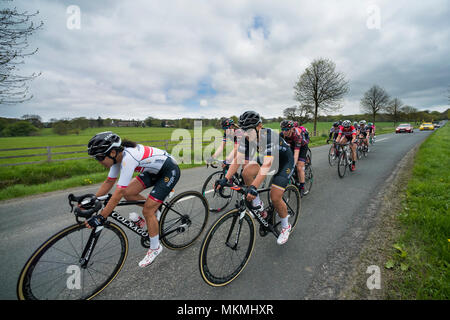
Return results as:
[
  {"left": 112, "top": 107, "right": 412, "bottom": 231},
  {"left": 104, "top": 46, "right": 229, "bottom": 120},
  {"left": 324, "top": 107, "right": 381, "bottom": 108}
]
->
[
  {"left": 199, "top": 181, "right": 301, "bottom": 287},
  {"left": 202, "top": 159, "right": 271, "bottom": 213},
  {"left": 369, "top": 135, "right": 376, "bottom": 145},
  {"left": 356, "top": 136, "right": 369, "bottom": 159},
  {"left": 17, "top": 190, "right": 209, "bottom": 300},
  {"left": 337, "top": 142, "right": 355, "bottom": 178}
]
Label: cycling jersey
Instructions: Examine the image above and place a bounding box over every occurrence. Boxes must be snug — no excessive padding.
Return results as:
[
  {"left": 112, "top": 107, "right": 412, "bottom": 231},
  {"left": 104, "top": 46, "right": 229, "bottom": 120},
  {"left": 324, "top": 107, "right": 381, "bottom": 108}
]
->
[
  {"left": 237, "top": 128, "right": 294, "bottom": 189},
  {"left": 282, "top": 127, "right": 308, "bottom": 151},
  {"left": 338, "top": 125, "right": 357, "bottom": 138},
  {"left": 329, "top": 126, "right": 340, "bottom": 140},
  {"left": 108, "top": 144, "right": 175, "bottom": 189}
]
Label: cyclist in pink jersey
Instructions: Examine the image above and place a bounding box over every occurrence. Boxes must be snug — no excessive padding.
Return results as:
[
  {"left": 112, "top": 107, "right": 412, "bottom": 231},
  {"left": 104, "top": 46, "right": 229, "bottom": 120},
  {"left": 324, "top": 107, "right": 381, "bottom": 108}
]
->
[{"left": 85, "top": 131, "right": 180, "bottom": 267}]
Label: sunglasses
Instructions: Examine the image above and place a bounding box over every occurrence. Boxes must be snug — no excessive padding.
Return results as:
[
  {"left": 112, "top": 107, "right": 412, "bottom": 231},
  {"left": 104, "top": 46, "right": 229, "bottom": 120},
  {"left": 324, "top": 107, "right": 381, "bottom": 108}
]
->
[
  {"left": 281, "top": 128, "right": 290, "bottom": 131},
  {"left": 93, "top": 154, "right": 106, "bottom": 161}
]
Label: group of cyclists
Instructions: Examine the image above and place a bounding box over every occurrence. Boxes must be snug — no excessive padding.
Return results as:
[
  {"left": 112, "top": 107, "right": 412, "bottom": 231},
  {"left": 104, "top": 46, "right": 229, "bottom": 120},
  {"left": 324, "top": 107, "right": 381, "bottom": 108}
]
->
[
  {"left": 84, "top": 111, "right": 375, "bottom": 268},
  {"left": 328, "top": 119, "right": 376, "bottom": 171}
]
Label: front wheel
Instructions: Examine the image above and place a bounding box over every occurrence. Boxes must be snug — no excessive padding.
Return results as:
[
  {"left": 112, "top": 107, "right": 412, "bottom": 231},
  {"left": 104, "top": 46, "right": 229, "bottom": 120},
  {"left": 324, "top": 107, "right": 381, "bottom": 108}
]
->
[
  {"left": 17, "top": 222, "right": 128, "bottom": 300},
  {"left": 199, "top": 209, "right": 255, "bottom": 287},
  {"left": 159, "top": 191, "right": 209, "bottom": 250},
  {"left": 338, "top": 151, "right": 348, "bottom": 178},
  {"left": 202, "top": 171, "right": 234, "bottom": 213}
]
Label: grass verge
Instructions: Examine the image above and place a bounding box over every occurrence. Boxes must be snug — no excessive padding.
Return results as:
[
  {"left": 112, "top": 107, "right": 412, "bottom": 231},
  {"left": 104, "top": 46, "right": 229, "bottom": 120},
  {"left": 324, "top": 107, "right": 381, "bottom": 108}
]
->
[
  {"left": 340, "top": 123, "right": 449, "bottom": 299},
  {"left": 386, "top": 122, "right": 449, "bottom": 299}
]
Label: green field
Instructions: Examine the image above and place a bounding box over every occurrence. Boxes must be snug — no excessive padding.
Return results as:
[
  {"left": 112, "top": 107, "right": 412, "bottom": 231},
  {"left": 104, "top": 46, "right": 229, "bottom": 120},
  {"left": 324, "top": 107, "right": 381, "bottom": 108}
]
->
[{"left": 0, "top": 121, "right": 397, "bottom": 201}]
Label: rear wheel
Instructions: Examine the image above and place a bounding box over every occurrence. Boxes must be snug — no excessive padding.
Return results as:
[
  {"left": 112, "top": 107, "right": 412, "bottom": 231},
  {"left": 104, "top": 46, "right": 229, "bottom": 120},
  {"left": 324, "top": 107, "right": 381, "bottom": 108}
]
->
[
  {"left": 272, "top": 184, "right": 301, "bottom": 233},
  {"left": 159, "top": 191, "right": 209, "bottom": 250}
]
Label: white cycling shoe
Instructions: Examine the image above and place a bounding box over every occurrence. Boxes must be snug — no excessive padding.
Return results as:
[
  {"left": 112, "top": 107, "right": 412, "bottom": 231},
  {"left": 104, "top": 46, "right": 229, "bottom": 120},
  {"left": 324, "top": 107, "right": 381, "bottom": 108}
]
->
[
  {"left": 277, "top": 224, "right": 291, "bottom": 245},
  {"left": 138, "top": 245, "right": 163, "bottom": 268}
]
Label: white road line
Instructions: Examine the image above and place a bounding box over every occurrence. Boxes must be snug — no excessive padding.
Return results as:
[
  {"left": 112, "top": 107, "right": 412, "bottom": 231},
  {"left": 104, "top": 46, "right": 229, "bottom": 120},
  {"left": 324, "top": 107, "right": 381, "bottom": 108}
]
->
[{"left": 376, "top": 138, "right": 389, "bottom": 142}]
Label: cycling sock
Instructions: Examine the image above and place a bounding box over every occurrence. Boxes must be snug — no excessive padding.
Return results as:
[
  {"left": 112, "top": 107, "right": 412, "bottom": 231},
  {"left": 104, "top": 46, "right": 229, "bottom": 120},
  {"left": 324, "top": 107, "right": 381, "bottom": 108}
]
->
[
  {"left": 280, "top": 217, "right": 289, "bottom": 229},
  {"left": 352, "top": 161, "right": 355, "bottom": 165},
  {"left": 150, "top": 235, "right": 160, "bottom": 250}
]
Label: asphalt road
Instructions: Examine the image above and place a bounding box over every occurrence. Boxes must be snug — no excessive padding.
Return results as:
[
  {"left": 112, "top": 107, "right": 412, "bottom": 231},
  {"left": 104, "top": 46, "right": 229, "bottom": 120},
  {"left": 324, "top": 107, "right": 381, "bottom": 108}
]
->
[{"left": 0, "top": 130, "right": 432, "bottom": 300}]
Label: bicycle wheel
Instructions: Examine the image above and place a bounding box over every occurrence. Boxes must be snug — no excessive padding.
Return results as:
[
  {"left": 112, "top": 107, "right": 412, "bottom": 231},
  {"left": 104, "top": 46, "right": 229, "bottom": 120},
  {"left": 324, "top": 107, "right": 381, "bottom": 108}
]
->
[
  {"left": 303, "top": 165, "right": 313, "bottom": 196},
  {"left": 338, "top": 152, "right": 347, "bottom": 178},
  {"left": 328, "top": 145, "right": 338, "bottom": 166},
  {"left": 272, "top": 184, "right": 301, "bottom": 233},
  {"left": 202, "top": 171, "right": 234, "bottom": 213},
  {"left": 199, "top": 208, "right": 255, "bottom": 287},
  {"left": 17, "top": 222, "right": 128, "bottom": 300},
  {"left": 159, "top": 191, "right": 209, "bottom": 250}
]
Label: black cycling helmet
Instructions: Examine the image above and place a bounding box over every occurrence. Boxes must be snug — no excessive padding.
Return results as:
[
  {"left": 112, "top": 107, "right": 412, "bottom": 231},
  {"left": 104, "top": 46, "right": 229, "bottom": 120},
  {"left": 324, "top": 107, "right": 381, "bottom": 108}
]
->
[
  {"left": 238, "top": 111, "right": 262, "bottom": 130},
  {"left": 221, "top": 118, "right": 234, "bottom": 129},
  {"left": 87, "top": 131, "right": 122, "bottom": 157},
  {"left": 333, "top": 121, "right": 339, "bottom": 127},
  {"left": 280, "top": 119, "right": 294, "bottom": 130}
]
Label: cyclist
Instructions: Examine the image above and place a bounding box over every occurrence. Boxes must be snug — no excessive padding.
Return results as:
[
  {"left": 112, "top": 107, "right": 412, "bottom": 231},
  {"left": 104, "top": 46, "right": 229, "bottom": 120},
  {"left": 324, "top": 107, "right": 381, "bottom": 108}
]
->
[
  {"left": 358, "top": 120, "right": 369, "bottom": 151},
  {"left": 215, "top": 111, "right": 295, "bottom": 245},
  {"left": 85, "top": 131, "right": 180, "bottom": 268},
  {"left": 336, "top": 120, "right": 357, "bottom": 171},
  {"left": 280, "top": 120, "right": 309, "bottom": 194},
  {"left": 368, "top": 122, "right": 375, "bottom": 142},
  {"left": 353, "top": 121, "right": 360, "bottom": 133},
  {"left": 208, "top": 118, "right": 246, "bottom": 168},
  {"left": 328, "top": 121, "right": 340, "bottom": 153}
]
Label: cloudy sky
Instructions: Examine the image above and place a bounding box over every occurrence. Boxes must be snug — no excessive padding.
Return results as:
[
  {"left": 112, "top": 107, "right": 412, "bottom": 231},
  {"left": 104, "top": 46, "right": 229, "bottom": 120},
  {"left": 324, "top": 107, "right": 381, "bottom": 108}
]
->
[{"left": 2, "top": 0, "right": 449, "bottom": 121}]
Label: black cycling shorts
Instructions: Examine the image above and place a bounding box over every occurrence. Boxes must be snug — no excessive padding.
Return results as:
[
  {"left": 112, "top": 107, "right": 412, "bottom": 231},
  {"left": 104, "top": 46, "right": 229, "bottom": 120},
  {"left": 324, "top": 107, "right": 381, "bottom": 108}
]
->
[
  {"left": 136, "top": 157, "right": 180, "bottom": 203},
  {"left": 271, "top": 156, "right": 295, "bottom": 190}
]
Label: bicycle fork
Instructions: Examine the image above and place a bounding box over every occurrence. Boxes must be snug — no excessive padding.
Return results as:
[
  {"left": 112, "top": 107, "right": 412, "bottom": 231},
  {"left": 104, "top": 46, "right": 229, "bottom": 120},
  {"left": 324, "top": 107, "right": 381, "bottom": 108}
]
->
[{"left": 79, "top": 226, "right": 104, "bottom": 268}]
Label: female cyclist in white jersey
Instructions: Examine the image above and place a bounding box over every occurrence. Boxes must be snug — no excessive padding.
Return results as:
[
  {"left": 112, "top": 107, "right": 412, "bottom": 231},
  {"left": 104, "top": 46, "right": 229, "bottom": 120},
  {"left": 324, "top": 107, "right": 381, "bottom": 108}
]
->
[{"left": 85, "top": 131, "right": 180, "bottom": 267}]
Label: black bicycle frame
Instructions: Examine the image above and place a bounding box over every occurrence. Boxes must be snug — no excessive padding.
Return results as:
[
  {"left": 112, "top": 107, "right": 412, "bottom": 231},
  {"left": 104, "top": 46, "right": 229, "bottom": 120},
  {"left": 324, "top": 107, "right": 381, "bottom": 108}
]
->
[{"left": 78, "top": 199, "right": 188, "bottom": 268}]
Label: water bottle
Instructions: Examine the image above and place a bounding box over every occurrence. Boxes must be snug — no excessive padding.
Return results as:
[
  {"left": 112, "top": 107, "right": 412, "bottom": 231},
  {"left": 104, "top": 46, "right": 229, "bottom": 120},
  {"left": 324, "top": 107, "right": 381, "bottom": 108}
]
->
[{"left": 129, "top": 212, "right": 146, "bottom": 228}]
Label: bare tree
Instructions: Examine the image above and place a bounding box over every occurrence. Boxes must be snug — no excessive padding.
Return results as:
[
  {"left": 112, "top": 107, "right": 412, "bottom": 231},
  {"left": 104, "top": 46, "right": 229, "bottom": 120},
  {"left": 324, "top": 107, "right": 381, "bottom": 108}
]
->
[
  {"left": 0, "top": 2, "right": 43, "bottom": 105},
  {"left": 294, "top": 58, "right": 348, "bottom": 136},
  {"left": 283, "top": 104, "right": 314, "bottom": 125},
  {"left": 401, "top": 105, "right": 418, "bottom": 122},
  {"left": 386, "top": 98, "right": 403, "bottom": 126},
  {"left": 360, "top": 85, "right": 390, "bottom": 123}
]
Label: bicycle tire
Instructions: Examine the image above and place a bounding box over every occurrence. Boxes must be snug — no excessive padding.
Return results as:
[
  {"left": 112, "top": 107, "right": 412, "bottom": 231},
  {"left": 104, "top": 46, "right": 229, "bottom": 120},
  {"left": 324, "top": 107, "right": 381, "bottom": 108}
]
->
[
  {"left": 199, "top": 208, "right": 255, "bottom": 287},
  {"left": 272, "top": 184, "right": 301, "bottom": 233},
  {"left": 303, "top": 165, "right": 313, "bottom": 196},
  {"left": 159, "top": 190, "right": 209, "bottom": 250},
  {"left": 202, "top": 171, "right": 234, "bottom": 213},
  {"left": 17, "top": 222, "right": 128, "bottom": 300},
  {"left": 328, "top": 145, "right": 338, "bottom": 166},
  {"left": 338, "top": 151, "right": 347, "bottom": 178}
]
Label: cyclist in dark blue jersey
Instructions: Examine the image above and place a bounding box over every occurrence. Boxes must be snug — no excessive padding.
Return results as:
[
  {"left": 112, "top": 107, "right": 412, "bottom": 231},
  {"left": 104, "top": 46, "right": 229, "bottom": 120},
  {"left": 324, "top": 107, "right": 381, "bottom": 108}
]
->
[{"left": 215, "top": 111, "right": 295, "bottom": 245}]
